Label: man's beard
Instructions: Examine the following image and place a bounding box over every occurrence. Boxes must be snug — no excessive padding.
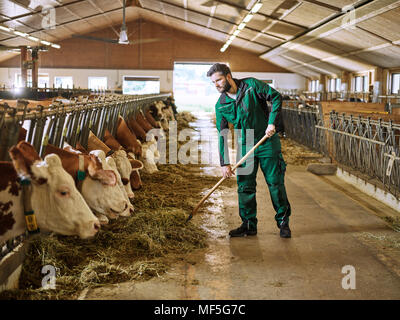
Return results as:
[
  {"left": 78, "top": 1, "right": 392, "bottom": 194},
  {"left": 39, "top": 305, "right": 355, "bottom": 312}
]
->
[{"left": 222, "top": 79, "right": 231, "bottom": 93}]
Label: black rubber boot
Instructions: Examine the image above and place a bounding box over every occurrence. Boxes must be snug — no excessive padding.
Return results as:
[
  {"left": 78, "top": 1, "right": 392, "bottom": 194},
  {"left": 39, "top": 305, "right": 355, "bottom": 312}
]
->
[
  {"left": 279, "top": 220, "right": 291, "bottom": 238},
  {"left": 229, "top": 221, "right": 257, "bottom": 237}
]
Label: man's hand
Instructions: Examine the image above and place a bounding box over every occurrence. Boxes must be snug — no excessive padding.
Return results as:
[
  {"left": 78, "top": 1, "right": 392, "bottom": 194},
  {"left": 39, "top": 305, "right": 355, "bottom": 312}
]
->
[
  {"left": 265, "top": 124, "right": 276, "bottom": 137},
  {"left": 221, "top": 165, "right": 234, "bottom": 178}
]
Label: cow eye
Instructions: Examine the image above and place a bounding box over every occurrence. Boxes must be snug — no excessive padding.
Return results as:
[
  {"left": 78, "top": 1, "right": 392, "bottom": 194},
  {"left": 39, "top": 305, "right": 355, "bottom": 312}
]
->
[{"left": 57, "top": 188, "right": 70, "bottom": 197}]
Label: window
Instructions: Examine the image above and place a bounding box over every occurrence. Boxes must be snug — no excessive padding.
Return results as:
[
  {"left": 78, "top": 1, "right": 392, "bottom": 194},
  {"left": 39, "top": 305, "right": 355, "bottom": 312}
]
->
[
  {"left": 336, "top": 78, "right": 341, "bottom": 92},
  {"left": 123, "top": 76, "right": 160, "bottom": 95},
  {"left": 310, "top": 80, "right": 319, "bottom": 92},
  {"left": 329, "top": 78, "right": 341, "bottom": 92},
  {"left": 38, "top": 74, "right": 49, "bottom": 88},
  {"left": 54, "top": 76, "right": 73, "bottom": 89},
  {"left": 355, "top": 75, "right": 368, "bottom": 92},
  {"left": 88, "top": 77, "right": 107, "bottom": 90},
  {"left": 391, "top": 73, "right": 400, "bottom": 94}
]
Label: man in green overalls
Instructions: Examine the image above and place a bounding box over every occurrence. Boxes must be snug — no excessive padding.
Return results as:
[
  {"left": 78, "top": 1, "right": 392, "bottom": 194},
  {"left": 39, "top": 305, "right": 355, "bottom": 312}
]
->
[{"left": 207, "top": 63, "right": 291, "bottom": 238}]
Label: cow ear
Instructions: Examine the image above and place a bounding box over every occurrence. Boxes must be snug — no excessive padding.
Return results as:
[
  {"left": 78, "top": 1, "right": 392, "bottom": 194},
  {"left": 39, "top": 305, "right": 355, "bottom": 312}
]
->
[
  {"left": 105, "top": 156, "right": 116, "bottom": 169},
  {"left": 43, "top": 153, "right": 63, "bottom": 168},
  {"left": 90, "top": 150, "right": 106, "bottom": 162},
  {"left": 87, "top": 155, "right": 117, "bottom": 186},
  {"left": 130, "top": 159, "right": 144, "bottom": 170},
  {"left": 9, "top": 142, "right": 40, "bottom": 177},
  {"left": 9, "top": 145, "right": 30, "bottom": 177}
]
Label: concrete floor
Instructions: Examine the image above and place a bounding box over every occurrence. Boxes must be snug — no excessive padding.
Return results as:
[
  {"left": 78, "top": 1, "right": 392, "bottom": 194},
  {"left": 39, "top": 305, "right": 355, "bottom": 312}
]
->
[{"left": 83, "top": 112, "right": 400, "bottom": 300}]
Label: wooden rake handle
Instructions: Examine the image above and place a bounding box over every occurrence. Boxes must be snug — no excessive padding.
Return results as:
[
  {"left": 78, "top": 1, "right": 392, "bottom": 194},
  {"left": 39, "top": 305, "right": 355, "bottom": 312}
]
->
[{"left": 186, "top": 134, "right": 270, "bottom": 222}]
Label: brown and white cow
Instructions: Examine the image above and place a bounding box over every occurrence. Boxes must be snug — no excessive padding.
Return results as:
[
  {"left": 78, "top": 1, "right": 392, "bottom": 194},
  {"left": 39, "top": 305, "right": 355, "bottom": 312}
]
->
[
  {"left": 44, "top": 144, "right": 129, "bottom": 222},
  {"left": 88, "top": 130, "right": 143, "bottom": 191},
  {"left": 0, "top": 142, "right": 100, "bottom": 244},
  {"left": 90, "top": 150, "right": 134, "bottom": 217},
  {"left": 116, "top": 117, "right": 142, "bottom": 157}
]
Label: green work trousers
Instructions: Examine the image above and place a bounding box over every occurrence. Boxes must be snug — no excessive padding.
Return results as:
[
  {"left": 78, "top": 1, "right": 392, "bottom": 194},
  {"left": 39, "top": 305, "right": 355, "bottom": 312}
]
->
[{"left": 236, "top": 152, "right": 291, "bottom": 229}]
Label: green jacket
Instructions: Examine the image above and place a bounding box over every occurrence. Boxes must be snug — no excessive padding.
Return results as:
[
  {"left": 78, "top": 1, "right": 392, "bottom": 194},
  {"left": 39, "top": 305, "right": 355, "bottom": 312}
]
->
[{"left": 215, "top": 77, "right": 283, "bottom": 166}]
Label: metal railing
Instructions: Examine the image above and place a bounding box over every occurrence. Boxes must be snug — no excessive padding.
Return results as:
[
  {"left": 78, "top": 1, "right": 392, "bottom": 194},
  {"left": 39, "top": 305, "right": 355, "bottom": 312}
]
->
[
  {"left": 0, "top": 93, "right": 169, "bottom": 262},
  {"left": 282, "top": 101, "right": 400, "bottom": 199}
]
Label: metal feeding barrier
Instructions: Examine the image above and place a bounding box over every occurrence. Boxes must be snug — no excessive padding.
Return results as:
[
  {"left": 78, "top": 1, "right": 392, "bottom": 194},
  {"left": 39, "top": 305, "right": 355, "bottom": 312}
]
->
[
  {"left": 282, "top": 101, "right": 400, "bottom": 200},
  {"left": 0, "top": 93, "right": 169, "bottom": 261}
]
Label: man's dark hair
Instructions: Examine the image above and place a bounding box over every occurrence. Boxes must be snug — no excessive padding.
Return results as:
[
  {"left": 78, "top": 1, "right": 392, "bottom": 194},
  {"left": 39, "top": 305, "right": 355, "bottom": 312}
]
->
[{"left": 207, "top": 63, "right": 232, "bottom": 77}]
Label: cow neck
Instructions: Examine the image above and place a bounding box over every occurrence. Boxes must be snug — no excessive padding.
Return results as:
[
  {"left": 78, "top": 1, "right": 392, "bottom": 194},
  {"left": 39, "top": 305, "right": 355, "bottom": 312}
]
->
[
  {"left": 76, "top": 154, "right": 86, "bottom": 192},
  {"left": 20, "top": 178, "right": 40, "bottom": 235}
]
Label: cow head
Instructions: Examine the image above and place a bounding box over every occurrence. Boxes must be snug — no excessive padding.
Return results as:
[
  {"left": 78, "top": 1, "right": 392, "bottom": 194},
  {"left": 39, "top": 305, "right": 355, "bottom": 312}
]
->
[
  {"left": 105, "top": 156, "right": 134, "bottom": 217},
  {"left": 86, "top": 150, "right": 129, "bottom": 219},
  {"left": 126, "top": 153, "right": 144, "bottom": 190},
  {"left": 111, "top": 150, "right": 135, "bottom": 198},
  {"left": 9, "top": 141, "right": 100, "bottom": 239}
]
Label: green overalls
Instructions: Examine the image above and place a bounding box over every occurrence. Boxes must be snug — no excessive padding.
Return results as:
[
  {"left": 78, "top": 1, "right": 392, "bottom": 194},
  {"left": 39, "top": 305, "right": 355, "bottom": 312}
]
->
[{"left": 215, "top": 77, "right": 291, "bottom": 229}]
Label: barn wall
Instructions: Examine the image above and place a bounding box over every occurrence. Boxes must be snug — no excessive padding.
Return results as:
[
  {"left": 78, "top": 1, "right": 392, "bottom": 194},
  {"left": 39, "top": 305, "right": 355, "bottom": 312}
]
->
[
  {"left": 0, "top": 19, "right": 290, "bottom": 73},
  {"left": 233, "top": 72, "right": 306, "bottom": 91},
  {"left": 0, "top": 67, "right": 174, "bottom": 92},
  {"left": 0, "top": 68, "right": 307, "bottom": 92}
]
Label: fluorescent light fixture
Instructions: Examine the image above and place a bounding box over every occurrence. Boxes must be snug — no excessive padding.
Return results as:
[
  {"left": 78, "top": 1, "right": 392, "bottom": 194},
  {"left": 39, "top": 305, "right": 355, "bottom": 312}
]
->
[
  {"left": 238, "top": 23, "right": 246, "bottom": 30},
  {"left": 233, "top": 29, "right": 240, "bottom": 36},
  {"left": 41, "top": 40, "right": 51, "bottom": 45},
  {"left": 229, "top": 35, "right": 236, "bottom": 41},
  {"left": 226, "top": 39, "right": 232, "bottom": 45},
  {"left": 220, "top": 46, "right": 227, "bottom": 52},
  {"left": 243, "top": 14, "right": 253, "bottom": 23},
  {"left": 251, "top": 2, "right": 263, "bottom": 13},
  {"left": 28, "top": 36, "right": 40, "bottom": 42},
  {"left": 51, "top": 44, "right": 61, "bottom": 49},
  {"left": 14, "top": 31, "right": 28, "bottom": 37},
  {"left": 0, "top": 25, "right": 11, "bottom": 32}
]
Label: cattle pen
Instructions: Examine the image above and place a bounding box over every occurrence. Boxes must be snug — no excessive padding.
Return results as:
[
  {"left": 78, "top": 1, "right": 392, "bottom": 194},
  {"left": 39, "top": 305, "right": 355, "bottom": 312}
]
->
[{"left": 0, "top": 0, "right": 400, "bottom": 305}]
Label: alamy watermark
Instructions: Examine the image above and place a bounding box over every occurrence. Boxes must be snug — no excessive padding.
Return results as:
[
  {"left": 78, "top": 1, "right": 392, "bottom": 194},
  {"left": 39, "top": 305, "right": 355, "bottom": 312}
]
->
[
  {"left": 148, "top": 121, "right": 256, "bottom": 175},
  {"left": 29, "top": 0, "right": 57, "bottom": 30},
  {"left": 341, "top": 265, "right": 356, "bottom": 290},
  {"left": 341, "top": 5, "right": 356, "bottom": 30},
  {"left": 41, "top": 264, "right": 56, "bottom": 290}
]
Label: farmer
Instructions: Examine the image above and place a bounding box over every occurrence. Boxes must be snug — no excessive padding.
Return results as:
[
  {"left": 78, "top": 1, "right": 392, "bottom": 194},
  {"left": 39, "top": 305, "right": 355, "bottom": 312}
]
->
[{"left": 207, "top": 63, "right": 291, "bottom": 238}]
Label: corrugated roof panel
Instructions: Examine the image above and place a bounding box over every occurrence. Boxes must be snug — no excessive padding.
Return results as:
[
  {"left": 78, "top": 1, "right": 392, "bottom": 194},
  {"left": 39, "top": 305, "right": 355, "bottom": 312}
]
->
[
  {"left": 214, "top": 4, "right": 246, "bottom": 24},
  {"left": 162, "top": 2, "right": 186, "bottom": 20},
  {"left": 293, "top": 40, "right": 348, "bottom": 60},
  {"left": 267, "top": 21, "right": 305, "bottom": 40},
  {"left": 256, "top": 33, "right": 284, "bottom": 47},
  {"left": 282, "top": 50, "right": 316, "bottom": 63},
  {"left": 210, "top": 19, "right": 234, "bottom": 34},
  {"left": 316, "top": 0, "right": 359, "bottom": 10},
  {"left": 282, "top": 2, "right": 336, "bottom": 28},
  {"left": 357, "top": 7, "right": 400, "bottom": 42},
  {"left": 0, "top": 0, "right": 31, "bottom": 18},
  {"left": 186, "top": 10, "right": 211, "bottom": 27},
  {"left": 326, "top": 27, "right": 388, "bottom": 52},
  {"left": 258, "top": 0, "right": 296, "bottom": 17},
  {"left": 355, "top": 46, "right": 400, "bottom": 68}
]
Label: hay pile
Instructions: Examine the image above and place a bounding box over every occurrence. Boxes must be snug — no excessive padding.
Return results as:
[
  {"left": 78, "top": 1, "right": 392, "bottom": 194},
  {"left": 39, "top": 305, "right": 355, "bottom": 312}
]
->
[
  {"left": 0, "top": 111, "right": 225, "bottom": 300},
  {"left": 176, "top": 111, "right": 197, "bottom": 131},
  {"left": 281, "top": 137, "right": 324, "bottom": 165}
]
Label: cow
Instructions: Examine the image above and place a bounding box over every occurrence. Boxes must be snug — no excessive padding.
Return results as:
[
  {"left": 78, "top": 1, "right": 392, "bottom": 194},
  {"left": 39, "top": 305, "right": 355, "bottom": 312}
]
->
[
  {"left": 145, "top": 109, "right": 161, "bottom": 128},
  {"left": 116, "top": 117, "right": 142, "bottom": 157},
  {"left": 0, "top": 141, "right": 100, "bottom": 244},
  {"left": 89, "top": 150, "right": 134, "bottom": 217},
  {"left": 99, "top": 130, "right": 144, "bottom": 190},
  {"left": 44, "top": 144, "right": 129, "bottom": 224},
  {"left": 124, "top": 116, "right": 160, "bottom": 174}
]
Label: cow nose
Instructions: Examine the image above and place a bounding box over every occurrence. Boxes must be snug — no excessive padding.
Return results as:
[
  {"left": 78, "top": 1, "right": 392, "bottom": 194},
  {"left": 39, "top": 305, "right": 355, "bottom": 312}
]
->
[
  {"left": 129, "top": 206, "right": 135, "bottom": 214},
  {"left": 94, "top": 221, "right": 101, "bottom": 231}
]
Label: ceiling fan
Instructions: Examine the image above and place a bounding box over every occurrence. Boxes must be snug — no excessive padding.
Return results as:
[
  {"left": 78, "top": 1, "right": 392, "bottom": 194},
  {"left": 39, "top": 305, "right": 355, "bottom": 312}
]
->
[{"left": 72, "top": 0, "right": 169, "bottom": 45}]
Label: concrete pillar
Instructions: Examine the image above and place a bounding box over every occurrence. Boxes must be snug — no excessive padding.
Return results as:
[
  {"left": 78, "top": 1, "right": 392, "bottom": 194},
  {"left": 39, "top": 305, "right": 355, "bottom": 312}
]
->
[
  {"left": 31, "top": 48, "right": 39, "bottom": 89},
  {"left": 20, "top": 46, "right": 28, "bottom": 87}
]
